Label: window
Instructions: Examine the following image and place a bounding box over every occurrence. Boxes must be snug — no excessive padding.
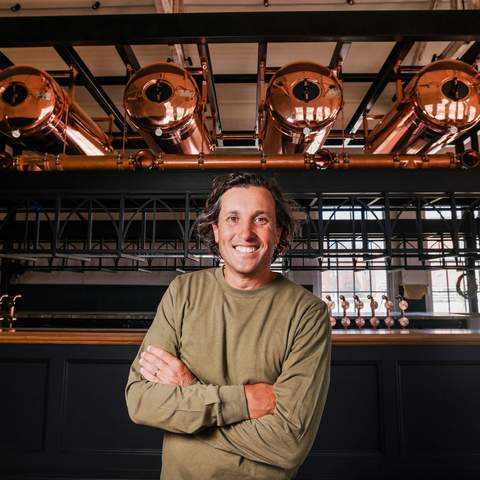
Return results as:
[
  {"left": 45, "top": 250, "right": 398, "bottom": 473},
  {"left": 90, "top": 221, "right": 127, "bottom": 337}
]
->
[
  {"left": 321, "top": 269, "right": 388, "bottom": 316},
  {"left": 430, "top": 269, "right": 468, "bottom": 313}
]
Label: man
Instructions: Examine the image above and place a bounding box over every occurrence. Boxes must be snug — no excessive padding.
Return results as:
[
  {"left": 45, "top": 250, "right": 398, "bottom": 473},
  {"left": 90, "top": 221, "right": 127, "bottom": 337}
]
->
[{"left": 125, "top": 172, "right": 331, "bottom": 479}]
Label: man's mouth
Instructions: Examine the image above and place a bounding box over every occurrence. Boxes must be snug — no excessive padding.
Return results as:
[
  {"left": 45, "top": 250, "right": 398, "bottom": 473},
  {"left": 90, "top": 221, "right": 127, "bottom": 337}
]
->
[{"left": 234, "top": 245, "right": 259, "bottom": 253}]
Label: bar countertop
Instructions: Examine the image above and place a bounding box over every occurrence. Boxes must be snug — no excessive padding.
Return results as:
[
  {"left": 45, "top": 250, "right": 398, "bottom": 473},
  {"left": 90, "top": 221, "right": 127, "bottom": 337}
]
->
[{"left": 1, "top": 328, "right": 480, "bottom": 345}]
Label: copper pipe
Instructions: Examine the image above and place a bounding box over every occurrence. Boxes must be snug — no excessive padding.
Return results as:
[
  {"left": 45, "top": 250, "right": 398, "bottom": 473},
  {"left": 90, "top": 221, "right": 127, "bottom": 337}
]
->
[
  {"left": 262, "top": 62, "right": 343, "bottom": 155},
  {"left": 0, "top": 65, "right": 112, "bottom": 155},
  {"left": 6, "top": 150, "right": 476, "bottom": 172},
  {"left": 368, "top": 59, "right": 480, "bottom": 154},
  {"left": 124, "top": 62, "right": 214, "bottom": 155}
]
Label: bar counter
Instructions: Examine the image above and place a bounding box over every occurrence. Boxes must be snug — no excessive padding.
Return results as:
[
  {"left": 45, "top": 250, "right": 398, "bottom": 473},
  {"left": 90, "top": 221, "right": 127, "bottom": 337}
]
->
[
  {"left": 1, "top": 326, "right": 479, "bottom": 480},
  {"left": 1, "top": 328, "right": 480, "bottom": 345}
]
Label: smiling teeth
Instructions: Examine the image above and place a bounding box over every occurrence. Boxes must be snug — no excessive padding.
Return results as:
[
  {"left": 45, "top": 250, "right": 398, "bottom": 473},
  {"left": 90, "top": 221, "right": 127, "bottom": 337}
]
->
[{"left": 235, "top": 246, "right": 257, "bottom": 253}]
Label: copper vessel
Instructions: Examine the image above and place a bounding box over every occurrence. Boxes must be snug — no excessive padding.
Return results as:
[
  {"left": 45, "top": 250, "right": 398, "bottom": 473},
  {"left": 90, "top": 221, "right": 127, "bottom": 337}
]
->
[
  {"left": 368, "top": 59, "right": 480, "bottom": 154},
  {"left": 262, "top": 62, "right": 343, "bottom": 155},
  {"left": 123, "top": 63, "right": 214, "bottom": 154},
  {"left": 0, "top": 65, "right": 112, "bottom": 155}
]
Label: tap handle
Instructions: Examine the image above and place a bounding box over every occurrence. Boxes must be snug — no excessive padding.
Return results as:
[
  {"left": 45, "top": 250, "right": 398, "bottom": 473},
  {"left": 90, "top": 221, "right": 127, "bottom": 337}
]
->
[{"left": 12, "top": 294, "right": 22, "bottom": 305}]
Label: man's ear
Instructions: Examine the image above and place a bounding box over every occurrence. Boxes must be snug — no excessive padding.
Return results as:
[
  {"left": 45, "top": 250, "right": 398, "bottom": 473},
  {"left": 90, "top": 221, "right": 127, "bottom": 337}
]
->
[{"left": 212, "top": 223, "right": 219, "bottom": 243}]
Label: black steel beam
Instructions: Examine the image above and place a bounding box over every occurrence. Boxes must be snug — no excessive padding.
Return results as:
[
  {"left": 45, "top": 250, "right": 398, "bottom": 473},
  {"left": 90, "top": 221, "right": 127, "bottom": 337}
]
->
[
  {"left": 54, "top": 75, "right": 127, "bottom": 86},
  {"left": 115, "top": 45, "right": 141, "bottom": 71},
  {"left": 460, "top": 41, "right": 480, "bottom": 64},
  {"left": 51, "top": 72, "right": 415, "bottom": 87},
  {"left": 346, "top": 41, "right": 414, "bottom": 135},
  {"left": 0, "top": 50, "right": 13, "bottom": 69},
  {"left": 0, "top": 11, "right": 479, "bottom": 46},
  {"left": 197, "top": 41, "right": 222, "bottom": 135},
  {"left": 329, "top": 41, "right": 351, "bottom": 70},
  {"left": 2, "top": 169, "right": 480, "bottom": 195},
  {"left": 54, "top": 45, "right": 128, "bottom": 132}
]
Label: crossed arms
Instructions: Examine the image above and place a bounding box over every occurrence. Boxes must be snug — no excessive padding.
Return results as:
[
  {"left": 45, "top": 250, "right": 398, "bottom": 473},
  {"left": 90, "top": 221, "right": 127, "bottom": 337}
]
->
[{"left": 125, "top": 282, "right": 331, "bottom": 471}]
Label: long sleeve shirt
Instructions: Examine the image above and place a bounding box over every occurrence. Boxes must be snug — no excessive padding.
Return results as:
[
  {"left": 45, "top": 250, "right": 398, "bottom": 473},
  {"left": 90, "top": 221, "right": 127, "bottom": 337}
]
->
[{"left": 125, "top": 267, "right": 331, "bottom": 480}]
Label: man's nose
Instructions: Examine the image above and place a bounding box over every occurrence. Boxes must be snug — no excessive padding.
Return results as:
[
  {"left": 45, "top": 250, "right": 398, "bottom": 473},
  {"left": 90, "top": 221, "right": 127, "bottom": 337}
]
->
[{"left": 238, "top": 219, "right": 256, "bottom": 240}]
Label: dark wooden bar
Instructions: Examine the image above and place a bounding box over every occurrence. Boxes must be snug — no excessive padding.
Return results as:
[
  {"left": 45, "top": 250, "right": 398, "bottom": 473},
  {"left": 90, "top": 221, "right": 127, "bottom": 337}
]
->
[{"left": 1, "top": 329, "right": 479, "bottom": 480}]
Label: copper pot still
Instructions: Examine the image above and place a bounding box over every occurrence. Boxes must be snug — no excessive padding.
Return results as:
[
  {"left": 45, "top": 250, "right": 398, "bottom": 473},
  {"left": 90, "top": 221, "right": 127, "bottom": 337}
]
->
[
  {"left": 123, "top": 63, "right": 214, "bottom": 154},
  {"left": 0, "top": 65, "right": 112, "bottom": 155},
  {"left": 261, "top": 61, "right": 343, "bottom": 155},
  {"left": 367, "top": 59, "right": 480, "bottom": 154}
]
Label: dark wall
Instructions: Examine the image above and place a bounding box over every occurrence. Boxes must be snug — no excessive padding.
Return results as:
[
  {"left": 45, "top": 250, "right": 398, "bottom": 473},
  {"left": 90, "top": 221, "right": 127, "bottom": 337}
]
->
[
  {"left": 11, "top": 284, "right": 168, "bottom": 312},
  {"left": 1, "top": 343, "right": 479, "bottom": 480}
]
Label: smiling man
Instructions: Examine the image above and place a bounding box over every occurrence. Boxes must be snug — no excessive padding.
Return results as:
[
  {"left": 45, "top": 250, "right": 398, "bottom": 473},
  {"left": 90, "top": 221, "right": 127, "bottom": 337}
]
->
[{"left": 125, "top": 172, "right": 331, "bottom": 480}]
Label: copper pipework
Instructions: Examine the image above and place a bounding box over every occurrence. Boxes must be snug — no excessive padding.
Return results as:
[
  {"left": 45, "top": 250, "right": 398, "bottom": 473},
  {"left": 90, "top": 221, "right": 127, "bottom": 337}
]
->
[
  {"left": 6, "top": 149, "right": 475, "bottom": 171},
  {"left": 0, "top": 65, "right": 113, "bottom": 155},
  {"left": 367, "top": 59, "right": 480, "bottom": 154},
  {"left": 123, "top": 62, "right": 214, "bottom": 154},
  {"left": 262, "top": 61, "right": 343, "bottom": 155}
]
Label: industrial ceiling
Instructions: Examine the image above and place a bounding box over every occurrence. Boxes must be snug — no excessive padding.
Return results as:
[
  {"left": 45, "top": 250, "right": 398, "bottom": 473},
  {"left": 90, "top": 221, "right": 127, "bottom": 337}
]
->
[{"left": 0, "top": 1, "right": 478, "bottom": 152}]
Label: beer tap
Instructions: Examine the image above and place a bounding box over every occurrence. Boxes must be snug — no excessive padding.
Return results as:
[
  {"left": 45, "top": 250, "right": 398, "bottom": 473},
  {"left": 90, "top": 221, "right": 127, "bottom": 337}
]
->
[
  {"left": 0, "top": 294, "right": 9, "bottom": 331},
  {"left": 396, "top": 294, "right": 409, "bottom": 328},
  {"left": 325, "top": 295, "right": 336, "bottom": 328},
  {"left": 339, "top": 295, "right": 351, "bottom": 329},
  {"left": 7, "top": 294, "right": 22, "bottom": 332},
  {"left": 382, "top": 294, "right": 395, "bottom": 329},
  {"left": 353, "top": 295, "right": 365, "bottom": 330},
  {"left": 367, "top": 294, "right": 380, "bottom": 329}
]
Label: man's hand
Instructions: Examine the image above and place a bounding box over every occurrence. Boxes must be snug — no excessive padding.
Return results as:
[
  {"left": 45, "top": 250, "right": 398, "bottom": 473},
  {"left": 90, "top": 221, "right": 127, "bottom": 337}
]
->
[
  {"left": 244, "top": 383, "right": 276, "bottom": 419},
  {"left": 139, "top": 345, "right": 194, "bottom": 386}
]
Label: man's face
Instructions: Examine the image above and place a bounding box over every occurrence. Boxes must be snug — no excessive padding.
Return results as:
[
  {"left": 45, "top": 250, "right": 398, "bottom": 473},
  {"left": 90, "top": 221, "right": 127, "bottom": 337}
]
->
[{"left": 212, "top": 186, "right": 282, "bottom": 281}]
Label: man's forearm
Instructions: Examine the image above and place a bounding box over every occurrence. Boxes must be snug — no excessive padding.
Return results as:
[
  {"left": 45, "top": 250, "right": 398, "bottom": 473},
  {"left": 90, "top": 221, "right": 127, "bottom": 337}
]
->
[
  {"left": 125, "top": 373, "right": 249, "bottom": 434},
  {"left": 196, "top": 366, "right": 329, "bottom": 471}
]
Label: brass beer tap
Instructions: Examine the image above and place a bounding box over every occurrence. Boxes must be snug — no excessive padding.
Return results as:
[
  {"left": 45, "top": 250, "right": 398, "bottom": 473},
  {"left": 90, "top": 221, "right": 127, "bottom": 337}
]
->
[
  {"left": 7, "top": 294, "right": 22, "bottom": 332},
  {"left": 339, "top": 295, "right": 351, "bottom": 329},
  {"left": 325, "top": 295, "right": 336, "bottom": 328},
  {"left": 367, "top": 294, "right": 380, "bottom": 329},
  {"left": 382, "top": 294, "right": 395, "bottom": 329},
  {"left": 396, "top": 294, "right": 409, "bottom": 328},
  {"left": 353, "top": 295, "right": 365, "bottom": 330}
]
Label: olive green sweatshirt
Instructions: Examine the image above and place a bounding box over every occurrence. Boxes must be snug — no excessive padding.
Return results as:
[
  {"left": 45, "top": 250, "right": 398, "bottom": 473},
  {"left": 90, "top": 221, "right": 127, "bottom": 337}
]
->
[{"left": 125, "top": 268, "right": 331, "bottom": 480}]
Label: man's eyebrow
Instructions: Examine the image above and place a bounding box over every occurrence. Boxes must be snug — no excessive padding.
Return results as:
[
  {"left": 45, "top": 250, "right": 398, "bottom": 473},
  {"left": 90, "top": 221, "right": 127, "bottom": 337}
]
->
[{"left": 222, "top": 210, "right": 272, "bottom": 216}]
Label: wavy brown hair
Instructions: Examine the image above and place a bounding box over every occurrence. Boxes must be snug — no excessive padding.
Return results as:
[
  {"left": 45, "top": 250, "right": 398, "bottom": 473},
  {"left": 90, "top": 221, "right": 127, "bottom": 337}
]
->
[{"left": 196, "top": 172, "right": 297, "bottom": 261}]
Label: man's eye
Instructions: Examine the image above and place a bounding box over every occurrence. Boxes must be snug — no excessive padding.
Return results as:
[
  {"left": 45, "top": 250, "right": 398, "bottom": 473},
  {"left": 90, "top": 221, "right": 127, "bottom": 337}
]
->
[
  {"left": 226, "top": 216, "right": 238, "bottom": 223},
  {"left": 255, "top": 217, "right": 268, "bottom": 224}
]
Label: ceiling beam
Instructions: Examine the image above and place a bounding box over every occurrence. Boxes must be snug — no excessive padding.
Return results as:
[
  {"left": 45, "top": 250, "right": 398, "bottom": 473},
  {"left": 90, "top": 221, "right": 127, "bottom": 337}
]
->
[
  {"left": 50, "top": 72, "right": 416, "bottom": 87},
  {"left": 115, "top": 45, "right": 141, "bottom": 71},
  {"left": 329, "top": 41, "right": 351, "bottom": 70},
  {"left": 0, "top": 50, "right": 13, "bottom": 69},
  {"left": 54, "top": 45, "right": 129, "bottom": 132},
  {"left": 0, "top": 11, "right": 479, "bottom": 46},
  {"left": 460, "top": 41, "right": 480, "bottom": 64},
  {"left": 197, "top": 41, "right": 222, "bottom": 138},
  {"left": 345, "top": 41, "right": 414, "bottom": 135},
  {"left": 2, "top": 169, "right": 480, "bottom": 194}
]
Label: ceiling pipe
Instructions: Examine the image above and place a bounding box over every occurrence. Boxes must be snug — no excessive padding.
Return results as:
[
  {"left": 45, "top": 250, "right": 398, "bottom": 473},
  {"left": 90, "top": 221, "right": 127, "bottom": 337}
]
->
[{"left": 2, "top": 149, "right": 476, "bottom": 172}]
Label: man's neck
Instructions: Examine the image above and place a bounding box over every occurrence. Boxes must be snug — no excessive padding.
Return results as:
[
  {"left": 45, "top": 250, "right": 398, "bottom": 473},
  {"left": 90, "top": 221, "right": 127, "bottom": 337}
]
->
[{"left": 223, "top": 267, "right": 277, "bottom": 290}]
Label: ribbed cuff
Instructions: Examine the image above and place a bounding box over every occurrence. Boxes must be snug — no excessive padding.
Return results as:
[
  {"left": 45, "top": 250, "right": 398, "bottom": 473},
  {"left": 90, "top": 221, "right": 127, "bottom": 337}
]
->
[{"left": 218, "top": 385, "right": 249, "bottom": 426}]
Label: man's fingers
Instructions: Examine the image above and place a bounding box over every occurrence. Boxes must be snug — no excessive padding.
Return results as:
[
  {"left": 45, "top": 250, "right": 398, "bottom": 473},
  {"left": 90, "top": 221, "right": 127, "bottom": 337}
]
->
[
  {"left": 139, "top": 356, "right": 159, "bottom": 376},
  {"left": 147, "top": 345, "right": 178, "bottom": 365},
  {"left": 140, "top": 367, "right": 159, "bottom": 383},
  {"left": 141, "top": 351, "right": 166, "bottom": 367}
]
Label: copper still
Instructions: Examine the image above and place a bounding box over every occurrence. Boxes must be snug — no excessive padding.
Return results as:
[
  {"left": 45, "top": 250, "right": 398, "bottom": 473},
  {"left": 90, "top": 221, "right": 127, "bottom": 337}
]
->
[
  {"left": 0, "top": 65, "right": 112, "bottom": 155},
  {"left": 367, "top": 59, "right": 480, "bottom": 154},
  {"left": 123, "top": 63, "right": 214, "bottom": 154},
  {"left": 261, "top": 62, "right": 343, "bottom": 155}
]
